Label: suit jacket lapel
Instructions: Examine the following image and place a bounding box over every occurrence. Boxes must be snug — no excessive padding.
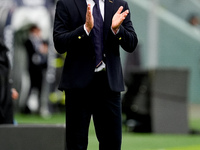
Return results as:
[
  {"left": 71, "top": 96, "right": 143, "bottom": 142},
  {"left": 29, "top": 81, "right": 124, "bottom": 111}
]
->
[
  {"left": 104, "top": 0, "right": 114, "bottom": 40},
  {"left": 74, "top": 0, "right": 87, "bottom": 22}
]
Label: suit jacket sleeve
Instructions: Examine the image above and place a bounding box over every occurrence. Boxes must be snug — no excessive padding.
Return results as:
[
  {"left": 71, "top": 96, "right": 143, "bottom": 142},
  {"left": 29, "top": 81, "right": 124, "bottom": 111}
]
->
[
  {"left": 53, "top": 0, "right": 88, "bottom": 54},
  {"left": 107, "top": 1, "right": 138, "bottom": 53}
]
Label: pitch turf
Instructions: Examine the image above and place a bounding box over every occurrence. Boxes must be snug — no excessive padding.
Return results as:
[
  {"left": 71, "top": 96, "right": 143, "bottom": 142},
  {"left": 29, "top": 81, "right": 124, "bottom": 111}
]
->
[{"left": 15, "top": 113, "right": 200, "bottom": 150}]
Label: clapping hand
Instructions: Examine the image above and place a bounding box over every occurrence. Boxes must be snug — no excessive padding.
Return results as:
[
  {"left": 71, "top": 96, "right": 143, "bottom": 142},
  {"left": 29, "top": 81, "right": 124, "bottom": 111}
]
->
[{"left": 112, "top": 6, "right": 129, "bottom": 34}]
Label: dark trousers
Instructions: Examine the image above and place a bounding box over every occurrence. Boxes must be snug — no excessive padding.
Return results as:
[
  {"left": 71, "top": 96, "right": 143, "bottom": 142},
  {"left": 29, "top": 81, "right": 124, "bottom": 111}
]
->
[{"left": 65, "top": 71, "right": 122, "bottom": 150}]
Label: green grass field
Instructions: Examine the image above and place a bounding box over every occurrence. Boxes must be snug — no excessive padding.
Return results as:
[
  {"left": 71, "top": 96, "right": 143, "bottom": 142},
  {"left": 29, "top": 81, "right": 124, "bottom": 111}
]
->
[{"left": 14, "top": 113, "right": 200, "bottom": 150}]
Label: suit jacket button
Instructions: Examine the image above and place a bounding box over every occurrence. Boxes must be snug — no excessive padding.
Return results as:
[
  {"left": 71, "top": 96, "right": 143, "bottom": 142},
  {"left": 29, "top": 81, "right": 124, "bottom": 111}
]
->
[
  {"left": 78, "top": 36, "right": 81, "bottom": 39},
  {"left": 119, "top": 37, "right": 122, "bottom": 40}
]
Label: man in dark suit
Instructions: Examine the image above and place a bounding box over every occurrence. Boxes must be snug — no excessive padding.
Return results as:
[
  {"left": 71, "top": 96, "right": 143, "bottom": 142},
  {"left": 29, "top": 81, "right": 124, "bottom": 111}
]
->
[
  {"left": 0, "top": 38, "right": 18, "bottom": 124},
  {"left": 53, "top": 0, "right": 138, "bottom": 149}
]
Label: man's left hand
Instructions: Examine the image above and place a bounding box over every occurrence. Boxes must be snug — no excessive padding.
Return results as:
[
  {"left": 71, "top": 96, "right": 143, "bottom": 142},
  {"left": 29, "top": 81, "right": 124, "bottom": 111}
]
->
[{"left": 112, "top": 6, "right": 129, "bottom": 34}]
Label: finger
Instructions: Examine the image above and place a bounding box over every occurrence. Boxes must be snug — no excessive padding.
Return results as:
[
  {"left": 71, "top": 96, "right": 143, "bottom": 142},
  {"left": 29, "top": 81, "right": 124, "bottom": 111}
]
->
[
  {"left": 116, "top": 6, "right": 123, "bottom": 14},
  {"left": 87, "top": 4, "right": 92, "bottom": 14},
  {"left": 121, "top": 10, "right": 129, "bottom": 19},
  {"left": 122, "top": 10, "right": 129, "bottom": 16},
  {"left": 86, "top": 4, "right": 92, "bottom": 19},
  {"left": 87, "top": 4, "right": 91, "bottom": 10},
  {"left": 125, "top": 10, "right": 129, "bottom": 14}
]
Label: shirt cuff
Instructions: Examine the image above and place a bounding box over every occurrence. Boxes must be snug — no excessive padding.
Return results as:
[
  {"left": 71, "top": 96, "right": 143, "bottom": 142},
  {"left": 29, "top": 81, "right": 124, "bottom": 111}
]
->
[
  {"left": 111, "top": 27, "right": 120, "bottom": 35},
  {"left": 84, "top": 24, "right": 90, "bottom": 36}
]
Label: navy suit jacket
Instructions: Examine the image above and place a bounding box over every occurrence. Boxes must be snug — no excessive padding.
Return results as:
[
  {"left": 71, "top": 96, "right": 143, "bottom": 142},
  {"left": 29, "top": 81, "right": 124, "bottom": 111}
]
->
[{"left": 53, "top": 0, "right": 138, "bottom": 92}]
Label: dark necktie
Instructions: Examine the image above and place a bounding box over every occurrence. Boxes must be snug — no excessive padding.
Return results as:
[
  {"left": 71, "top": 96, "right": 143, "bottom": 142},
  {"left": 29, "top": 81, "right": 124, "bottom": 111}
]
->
[{"left": 92, "top": 0, "right": 104, "bottom": 67}]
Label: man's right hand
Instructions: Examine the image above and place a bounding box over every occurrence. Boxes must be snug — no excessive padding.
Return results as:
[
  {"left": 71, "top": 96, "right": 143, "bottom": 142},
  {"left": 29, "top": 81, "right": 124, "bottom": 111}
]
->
[{"left": 85, "top": 4, "right": 94, "bottom": 33}]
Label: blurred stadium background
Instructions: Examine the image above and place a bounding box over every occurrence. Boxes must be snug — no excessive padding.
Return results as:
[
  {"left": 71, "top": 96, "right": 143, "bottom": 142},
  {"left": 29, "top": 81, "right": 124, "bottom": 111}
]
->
[{"left": 0, "top": 0, "right": 200, "bottom": 149}]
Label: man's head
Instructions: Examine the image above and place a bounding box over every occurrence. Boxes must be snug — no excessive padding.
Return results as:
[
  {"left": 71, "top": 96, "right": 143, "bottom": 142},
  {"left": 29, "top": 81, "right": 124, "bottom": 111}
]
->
[{"left": 29, "top": 24, "right": 41, "bottom": 37}]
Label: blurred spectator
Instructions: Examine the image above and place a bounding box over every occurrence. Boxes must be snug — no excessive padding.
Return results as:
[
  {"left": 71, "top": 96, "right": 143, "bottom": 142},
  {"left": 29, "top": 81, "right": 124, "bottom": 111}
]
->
[
  {"left": 187, "top": 14, "right": 200, "bottom": 37},
  {"left": 0, "top": 38, "right": 18, "bottom": 124},
  {"left": 22, "top": 25, "right": 48, "bottom": 114},
  {"left": 188, "top": 14, "right": 200, "bottom": 26}
]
